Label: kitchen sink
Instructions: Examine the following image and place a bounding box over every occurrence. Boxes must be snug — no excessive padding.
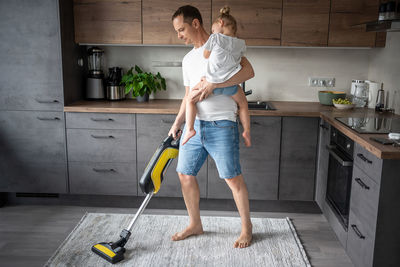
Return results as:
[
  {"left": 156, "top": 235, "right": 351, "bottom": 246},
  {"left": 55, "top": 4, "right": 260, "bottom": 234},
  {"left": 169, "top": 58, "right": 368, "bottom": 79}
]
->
[{"left": 248, "top": 101, "right": 276, "bottom": 110}]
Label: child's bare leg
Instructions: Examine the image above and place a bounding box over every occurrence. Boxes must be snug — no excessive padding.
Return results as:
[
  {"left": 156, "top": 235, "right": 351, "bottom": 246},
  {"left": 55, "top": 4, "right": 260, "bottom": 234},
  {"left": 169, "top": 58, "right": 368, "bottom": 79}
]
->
[
  {"left": 182, "top": 94, "right": 198, "bottom": 145},
  {"left": 232, "top": 89, "right": 251, "bottom": 147}
]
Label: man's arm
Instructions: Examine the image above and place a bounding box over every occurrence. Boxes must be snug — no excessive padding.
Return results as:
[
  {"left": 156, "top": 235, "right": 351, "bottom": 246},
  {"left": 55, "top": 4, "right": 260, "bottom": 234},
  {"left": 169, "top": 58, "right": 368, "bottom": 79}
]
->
[
  {"left": 199, "top": 57, "right": 254, "bottom": 100},
  {"left": 168, "top": 86, "right": 190, "bottom": 139}
]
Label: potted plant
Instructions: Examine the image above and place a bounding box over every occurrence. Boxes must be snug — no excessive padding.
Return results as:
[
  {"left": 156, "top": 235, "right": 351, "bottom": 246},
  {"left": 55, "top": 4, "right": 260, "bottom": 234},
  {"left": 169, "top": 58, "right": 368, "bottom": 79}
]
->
[{"left": 121, "top": 65, "right": 166, "bottom": 102}]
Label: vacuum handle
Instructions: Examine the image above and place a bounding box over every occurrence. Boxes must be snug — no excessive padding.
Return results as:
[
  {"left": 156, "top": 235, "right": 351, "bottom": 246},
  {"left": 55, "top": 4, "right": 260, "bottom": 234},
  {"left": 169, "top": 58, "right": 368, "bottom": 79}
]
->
[{"left": 164, "top": 130, "right": 181, "bottom": 149}]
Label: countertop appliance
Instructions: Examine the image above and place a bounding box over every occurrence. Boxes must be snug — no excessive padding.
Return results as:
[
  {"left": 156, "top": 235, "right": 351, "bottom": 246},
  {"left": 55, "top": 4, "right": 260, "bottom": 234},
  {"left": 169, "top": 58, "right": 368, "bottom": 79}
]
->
[
  {"left": 106, "top": 67, "right": 125, "bottom": 101},
  {"left": 336, "top": 117, "right": 400, "bottom": 134},
  {"left": 86, "top": 47, "right": 105, "bottom": 99},
  {"left": 326, "top": 126, "right": 354, "bottom": 230}
]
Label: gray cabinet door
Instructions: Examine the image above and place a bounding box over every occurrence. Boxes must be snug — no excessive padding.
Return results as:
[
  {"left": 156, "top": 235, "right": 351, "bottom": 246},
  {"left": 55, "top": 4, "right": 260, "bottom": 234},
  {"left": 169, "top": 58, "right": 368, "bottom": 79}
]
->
[
  {"left": 0, "top": 111, "right": 67, "bottom": 193},
  {"left": 66, "top": 112, "right": 135, "bottom": 130},
  {"left": 69, "top": 162, "right": 137, "bottom": 196},
  {"left": 315, "top": 119, "right": 330, "bottom": 209},
  {"left": 0, "top": 0, "right": 63, "bottom": 111},
  {"left": 67, "top": 129, "right": 136, "bottom": 163},
  {"left": 279, "top": 117, "right": 318, "bottom": 200},
  {"left": 208, "top": 117, "right": 281, "bottom": 200},
  {"left": 347, "top": 211, "right": 375, "bottom": 267},
  {"left": 136, "top": 114, "right": 207, "bottom": 198}
]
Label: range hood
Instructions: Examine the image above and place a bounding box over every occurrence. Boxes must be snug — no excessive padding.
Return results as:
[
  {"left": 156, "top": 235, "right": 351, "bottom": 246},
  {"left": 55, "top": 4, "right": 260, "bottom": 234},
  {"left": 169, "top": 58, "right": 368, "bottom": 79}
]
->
[{"left": 364, "top": 19, "right": 400, "bottom": 32}]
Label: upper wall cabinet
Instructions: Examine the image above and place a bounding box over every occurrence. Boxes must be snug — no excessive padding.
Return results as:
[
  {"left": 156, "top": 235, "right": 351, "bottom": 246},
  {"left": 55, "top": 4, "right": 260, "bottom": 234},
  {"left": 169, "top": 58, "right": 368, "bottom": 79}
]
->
[
  {"left": 143, "top": 0, "right": 211, "bottom": 45},
  {"left": 329, "top": 0, "right": 379, "bottom": 47},
  {"left": 282, "top": 0, "right": 330, "bottom": 46},
  {"left": 73, "top": 0, "right": 141, "bottom": 44},
  {"left": 212, "top": 0, "right": 282, "bottom": 46}
]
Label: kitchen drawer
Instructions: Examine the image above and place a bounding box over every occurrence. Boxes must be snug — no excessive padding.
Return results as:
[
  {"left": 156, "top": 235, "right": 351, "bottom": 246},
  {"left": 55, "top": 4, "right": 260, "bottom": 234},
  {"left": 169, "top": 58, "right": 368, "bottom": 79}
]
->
[
  {"left": 66, "top": 112, "right": 135, "bottom": 129},
  {"left": 0, "top": 111, "right": 66, "bottom": 163},
  {"left": 350, "top": 165, "right": 380, "bottom": 234},
  {"left": 347, "top": 210, "right": 375, "bottom": 267},
  {"left": 354, "top": 143, "right": 382, "bottom": 184},
  {"left": 67, "top": 129, "right": 135, "bottom": 163},
  {"left": 69, "top": 162, "right": 137, "bottom": 195}
]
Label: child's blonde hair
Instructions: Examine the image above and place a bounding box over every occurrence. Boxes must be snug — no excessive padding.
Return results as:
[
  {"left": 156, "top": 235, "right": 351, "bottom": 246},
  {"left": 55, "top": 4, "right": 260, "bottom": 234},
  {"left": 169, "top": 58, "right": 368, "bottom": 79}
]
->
[{"left": 215, "top": 6, "right": 237, "bottom": 35}]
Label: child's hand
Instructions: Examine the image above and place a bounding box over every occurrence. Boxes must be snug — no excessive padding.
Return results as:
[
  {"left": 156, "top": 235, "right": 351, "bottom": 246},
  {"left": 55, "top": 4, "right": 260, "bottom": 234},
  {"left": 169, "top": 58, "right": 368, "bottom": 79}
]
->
[{"left": 242, "top": 131, "right": 251, "bottom": 147}]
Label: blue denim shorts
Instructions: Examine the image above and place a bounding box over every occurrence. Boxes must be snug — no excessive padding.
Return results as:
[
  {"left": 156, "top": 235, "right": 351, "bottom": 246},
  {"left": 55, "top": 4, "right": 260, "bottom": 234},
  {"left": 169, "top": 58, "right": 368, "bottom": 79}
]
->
[
  {"left": 176, "top": 120, "right": 241, "bottom": 179},
  {"left": 213, "top": 85, "right": 238, "bottom": 96}
]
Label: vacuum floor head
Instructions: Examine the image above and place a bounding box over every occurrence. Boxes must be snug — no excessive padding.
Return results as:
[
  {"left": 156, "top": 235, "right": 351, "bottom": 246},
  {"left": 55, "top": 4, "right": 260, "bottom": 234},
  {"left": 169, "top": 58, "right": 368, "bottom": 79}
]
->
[{"left": 92, "top": 242, "right": 126, "bottom": 264}]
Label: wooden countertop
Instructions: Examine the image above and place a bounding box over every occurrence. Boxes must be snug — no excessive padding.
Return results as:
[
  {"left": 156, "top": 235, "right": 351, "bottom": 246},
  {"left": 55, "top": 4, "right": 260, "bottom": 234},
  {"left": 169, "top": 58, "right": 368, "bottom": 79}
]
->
[{"left": 64, "top": 99, "right": 400, "bottom": 159}]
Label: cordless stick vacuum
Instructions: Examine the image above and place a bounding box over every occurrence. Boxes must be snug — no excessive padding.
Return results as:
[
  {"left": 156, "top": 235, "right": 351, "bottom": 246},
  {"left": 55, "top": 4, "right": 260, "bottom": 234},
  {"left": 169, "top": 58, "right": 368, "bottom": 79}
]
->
[{"left": 91, "top": 133, "right": 180, "bottom": 264}]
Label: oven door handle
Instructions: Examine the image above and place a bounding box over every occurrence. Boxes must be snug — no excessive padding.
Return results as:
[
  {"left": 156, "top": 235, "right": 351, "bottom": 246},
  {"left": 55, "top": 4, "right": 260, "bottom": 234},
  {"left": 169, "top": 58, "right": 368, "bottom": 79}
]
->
[{"left": 326, "top": 145, "right": 353, "bottom": 167}]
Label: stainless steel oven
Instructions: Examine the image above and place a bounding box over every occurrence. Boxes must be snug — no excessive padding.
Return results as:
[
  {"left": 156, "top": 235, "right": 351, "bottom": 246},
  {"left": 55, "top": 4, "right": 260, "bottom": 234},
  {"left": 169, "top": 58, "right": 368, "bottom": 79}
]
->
[{"left": 326, "top": 126, "right": 354, "bottom": 230}]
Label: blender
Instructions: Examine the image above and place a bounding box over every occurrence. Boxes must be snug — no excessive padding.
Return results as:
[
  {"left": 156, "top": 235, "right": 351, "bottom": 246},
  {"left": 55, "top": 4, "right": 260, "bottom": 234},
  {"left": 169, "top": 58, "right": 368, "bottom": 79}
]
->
[{"left": 86, "top": 47, "right": 105, "bottom": 99}]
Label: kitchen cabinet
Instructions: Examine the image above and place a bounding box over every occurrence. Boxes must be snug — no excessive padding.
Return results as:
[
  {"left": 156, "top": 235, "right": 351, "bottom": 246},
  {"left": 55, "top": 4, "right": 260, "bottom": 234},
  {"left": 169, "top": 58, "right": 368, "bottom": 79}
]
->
[
  {"left": 66, "top": 112, "right": 137, "bottom": 196},
  {"left": 279, "top": 117, "right": 319, "bottom": 200},
  {"left": 73, "top": 0, "right": 142, "bottom": 44},
  {"left": 212, "top": 0, "right": 282, "bottom": 46},
  {"left": 143, "top": 0, "right": 211, "bottom": 45},
  {"left": 136, "top": 114, "right": 207, "bottom": 198},
  {"left": 208, "top": 117, "right": 281, "bottom": 200},
  {"left": 345, "top": 143, "right": 400, "bottom": 267},
  {"left": 329, "top": 0, "right": 379, "bottom": 47},
  {"left": 315, "top": 119, "right": 330, "bottom": 210},
  {"left": 0, "top": 0, "right": 80, "bottom": 194},
  {"left": 281, "top": 0, "right": 330, "bottom": 46},
  {"left": 0, "top": 0, "right": 64, "bottom": 111},
  {"left": 0, "top": 111, "right": 67, "bottom": 193}
]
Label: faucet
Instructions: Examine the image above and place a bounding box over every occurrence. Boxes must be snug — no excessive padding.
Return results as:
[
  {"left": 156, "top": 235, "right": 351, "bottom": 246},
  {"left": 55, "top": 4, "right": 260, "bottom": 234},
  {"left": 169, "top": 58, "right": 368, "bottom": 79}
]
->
[{"left": 242, "top": 82, "right": 252, "bottom": 96}]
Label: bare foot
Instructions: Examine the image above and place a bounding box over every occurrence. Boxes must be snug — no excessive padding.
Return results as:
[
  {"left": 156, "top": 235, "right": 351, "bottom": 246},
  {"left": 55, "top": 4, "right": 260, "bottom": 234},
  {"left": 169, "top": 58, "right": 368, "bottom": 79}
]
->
[
  {"left": 234, "top": 225, "right": 252, "bottom": 248},
  {"left": 181, "top": 129, "right": 196, "bottom": 145},
  {"left": 242, "top": 131, "right": 251, "bottom": 147},
  {"left": 171, "top": 224, "right": 204, "bottom": 241}
]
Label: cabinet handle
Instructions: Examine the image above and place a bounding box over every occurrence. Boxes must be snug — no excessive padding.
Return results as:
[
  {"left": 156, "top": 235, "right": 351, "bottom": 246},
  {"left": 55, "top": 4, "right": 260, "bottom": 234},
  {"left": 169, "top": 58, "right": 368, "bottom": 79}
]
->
[
  {"left": 319, "top": 124, "right": 328, "bottom": 130},
  {"left": 357, "top": 153, "right": 372, "bottom": 164},
  {"left": 90, "top": 118, "right": 114, "bottom": 122},
  {"left": 35, "top": 99, "right": 59, "bottom": 104},
  {"left": 161, "top": 119, "right": 174, "bottom": 124},
  {"left": 92, "top": 168, "right": 116, "bottom": 173},
  {"left": 37, "top": 117, "right": 60, "bottom": 121},
  {"left": 90, "top": 135, "right": 115, "bottom": 139},
  {"left": 351, "top": 224, "right": 366, "bottom": 239},
  {"left": 251, "top": 121, "right": 261, "bottom": 125},
  {"left": 355, "top": 178, "right": 370, "bottom": 190}
]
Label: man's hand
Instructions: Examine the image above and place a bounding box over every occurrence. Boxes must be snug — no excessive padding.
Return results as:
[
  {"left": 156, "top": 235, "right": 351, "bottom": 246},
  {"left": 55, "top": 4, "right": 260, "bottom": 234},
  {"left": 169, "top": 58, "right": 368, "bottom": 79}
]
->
[
  {"left": 198, "top": 77, "right": 217, "bottom": 101},
  {"left": 168, "top": 124, "right": 182, "bottom": 140}
]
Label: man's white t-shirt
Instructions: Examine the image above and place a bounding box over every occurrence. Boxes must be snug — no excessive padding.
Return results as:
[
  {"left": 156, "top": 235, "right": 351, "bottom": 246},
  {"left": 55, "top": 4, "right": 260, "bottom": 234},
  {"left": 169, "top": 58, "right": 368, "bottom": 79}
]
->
[
  {"left": 182, "top": 45, "right": 237, "bottom": 122},
  {"left": 203, "top": 33, "right": 246, "bottom": 83}
]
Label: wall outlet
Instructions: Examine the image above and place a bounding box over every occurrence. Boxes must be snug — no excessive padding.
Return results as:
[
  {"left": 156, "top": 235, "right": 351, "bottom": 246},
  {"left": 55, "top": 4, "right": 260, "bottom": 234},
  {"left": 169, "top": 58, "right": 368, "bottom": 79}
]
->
[{"left": 309, "top": 77, "right": 335, "bottom": 87}]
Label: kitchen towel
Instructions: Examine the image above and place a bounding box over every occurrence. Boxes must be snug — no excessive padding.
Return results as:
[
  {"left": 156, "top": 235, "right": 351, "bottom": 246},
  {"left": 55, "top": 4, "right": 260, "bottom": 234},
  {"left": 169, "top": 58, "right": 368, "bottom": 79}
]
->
[{"left": 45, "top": 213, "right": 311, "bottom": 267}]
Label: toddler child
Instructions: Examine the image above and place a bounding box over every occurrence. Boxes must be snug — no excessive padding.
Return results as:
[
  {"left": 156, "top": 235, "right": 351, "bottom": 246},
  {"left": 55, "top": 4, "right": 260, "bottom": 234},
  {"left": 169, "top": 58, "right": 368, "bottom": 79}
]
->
[{"left": 182, "top": 6, "right": 251, "bottom": 147}]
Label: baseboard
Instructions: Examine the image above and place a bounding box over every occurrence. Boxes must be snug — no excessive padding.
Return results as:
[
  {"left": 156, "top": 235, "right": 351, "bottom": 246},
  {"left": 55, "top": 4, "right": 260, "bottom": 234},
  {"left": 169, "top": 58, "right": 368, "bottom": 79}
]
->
[{"left": 5, "top": 193, "right": 321, "bottom": 213}]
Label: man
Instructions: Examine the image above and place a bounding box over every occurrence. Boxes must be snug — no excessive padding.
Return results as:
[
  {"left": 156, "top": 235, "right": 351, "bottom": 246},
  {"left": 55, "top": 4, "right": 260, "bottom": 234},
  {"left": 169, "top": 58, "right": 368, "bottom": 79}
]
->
[{"left": 168, "top": 5, "right": 254, "bottom": 248}]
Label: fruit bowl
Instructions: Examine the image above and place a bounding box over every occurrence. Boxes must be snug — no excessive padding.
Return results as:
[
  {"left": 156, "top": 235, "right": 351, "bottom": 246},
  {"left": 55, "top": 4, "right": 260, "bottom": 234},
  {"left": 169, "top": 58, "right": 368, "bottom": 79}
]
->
[{"left": 333, "top": 103, "right": 355, "bottom": 110}]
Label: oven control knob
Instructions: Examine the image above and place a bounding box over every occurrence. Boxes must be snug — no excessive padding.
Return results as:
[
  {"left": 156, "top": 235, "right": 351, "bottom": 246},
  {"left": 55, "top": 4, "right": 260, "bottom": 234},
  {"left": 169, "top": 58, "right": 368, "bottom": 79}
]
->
[
  {"left": 333, "top": 132, "right": 336, "bottom": 137},
  {"left": 346, "top": 143, "right": 351, "bottom": 149}
]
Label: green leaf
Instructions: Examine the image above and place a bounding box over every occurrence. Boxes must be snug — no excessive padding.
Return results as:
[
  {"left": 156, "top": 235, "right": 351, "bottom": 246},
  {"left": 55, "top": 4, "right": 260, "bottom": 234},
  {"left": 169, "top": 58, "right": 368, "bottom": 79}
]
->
[{"left": 135, "top": 65, "right": 143, "bottom": 74}]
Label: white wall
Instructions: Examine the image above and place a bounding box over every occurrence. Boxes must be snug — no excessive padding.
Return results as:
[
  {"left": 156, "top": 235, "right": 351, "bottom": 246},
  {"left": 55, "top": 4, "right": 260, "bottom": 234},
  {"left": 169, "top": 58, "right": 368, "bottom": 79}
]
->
[
  {"left": 101, "top": 45, "right": 371, "bottom": 102},
  {"left": 368, "top": 33, "right": 400, "bottom": 115},
  {"left": 101, "top": 35, "right": 399, "bottom": 112}
]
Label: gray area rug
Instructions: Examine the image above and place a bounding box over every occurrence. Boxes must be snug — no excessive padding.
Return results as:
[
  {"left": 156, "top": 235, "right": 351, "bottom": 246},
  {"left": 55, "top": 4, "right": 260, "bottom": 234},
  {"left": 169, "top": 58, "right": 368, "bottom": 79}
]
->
[{"left": 46, "top": 213, "right": 311, "bottom": 267}]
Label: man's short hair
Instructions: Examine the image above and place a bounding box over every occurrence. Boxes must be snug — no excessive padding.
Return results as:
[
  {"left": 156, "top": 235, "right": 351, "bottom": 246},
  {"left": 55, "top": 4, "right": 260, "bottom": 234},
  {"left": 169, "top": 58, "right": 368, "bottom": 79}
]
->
[{"left": 172, "top": 5, "right": 203, "bottom": 26}]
